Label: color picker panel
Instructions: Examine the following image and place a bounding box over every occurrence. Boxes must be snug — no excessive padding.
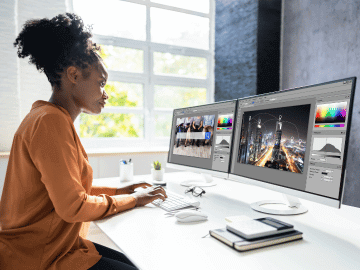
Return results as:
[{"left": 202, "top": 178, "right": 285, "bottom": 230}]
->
[
  {"left": 217, "top": 114, "right": 233, "bottom": 128},
  {"left": 315, "top": 102, "right": 347, "bottom": 124}
]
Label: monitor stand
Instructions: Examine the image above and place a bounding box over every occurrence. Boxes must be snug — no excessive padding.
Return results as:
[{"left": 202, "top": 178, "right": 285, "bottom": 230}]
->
[
  {"left": 180, "top": 173, "right": 217, "bottom": 187},
  {"left": 250, "top": 194, "right": 308, "bottom": 215}
]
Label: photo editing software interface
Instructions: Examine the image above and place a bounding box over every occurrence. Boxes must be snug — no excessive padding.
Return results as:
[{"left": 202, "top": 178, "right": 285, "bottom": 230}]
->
[
  {"left": 230, "top": 79, "right": 355, "bottom": 200},
  {"left": 168, "top": 100, "right": 237, "bottom": 173}
]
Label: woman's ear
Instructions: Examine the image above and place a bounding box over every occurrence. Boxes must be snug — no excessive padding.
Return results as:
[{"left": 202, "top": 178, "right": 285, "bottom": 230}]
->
[{"left": 66, "top": 66, "right": 80, "bottom": 84}]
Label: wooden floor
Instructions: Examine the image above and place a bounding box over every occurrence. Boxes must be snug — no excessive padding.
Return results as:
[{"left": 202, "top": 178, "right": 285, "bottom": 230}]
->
[{"left": 172, "top": 143, "right": 212, "bottom": 158}]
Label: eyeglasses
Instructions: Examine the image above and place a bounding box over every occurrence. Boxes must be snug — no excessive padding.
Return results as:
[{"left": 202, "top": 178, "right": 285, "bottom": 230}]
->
[{"left": 185, "top": 186, "right": 206, "bottom": 197}]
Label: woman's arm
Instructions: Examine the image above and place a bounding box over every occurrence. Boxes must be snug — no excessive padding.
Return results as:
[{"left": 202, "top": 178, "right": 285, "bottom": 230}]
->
[
  {"left": 90, "top": 182, "right": 152, "bottom": 196},
  {"left": 29, "top": 114, "right": 137, "bottom": 223},
  {"left": 90, "top": 186, "right": 118, "bottom": 196}
]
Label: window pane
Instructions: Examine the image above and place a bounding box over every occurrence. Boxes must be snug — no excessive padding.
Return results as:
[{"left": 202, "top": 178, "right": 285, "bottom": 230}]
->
[
  {"left": 80, "top": 113, "right": 143, "bottom": 138},
  {"left": 99, "top": 45, "right": 143, "bottom": 73},
  {"left": 154, "top": 52, "right": 207, "bottom": 79},
  {"left": 151, "top": 0, "right": 209, "bottom": 13},
  {"left": 151, "top": 8, "right": 209, "bottom": 50},
  {"left": 154, "top": 85, "right": 206, "bottom": 109},
  {"left": 105, "top": 82, "right": 143, "bottom": 107},
  {"left": 155, "top": 114, "right": 172, "bottom": 137},
  {"left": 73, "top": 0, "right": 146, "bottom": 40}
]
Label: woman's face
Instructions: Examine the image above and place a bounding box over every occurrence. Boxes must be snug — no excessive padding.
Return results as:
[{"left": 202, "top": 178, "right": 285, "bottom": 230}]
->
[{"left": 73, "top": 61, "right": 109, "bottom": 115}]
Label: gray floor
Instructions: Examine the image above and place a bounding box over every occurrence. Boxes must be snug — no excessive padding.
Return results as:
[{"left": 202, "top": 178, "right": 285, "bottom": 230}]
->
[{"left": 87, "top": 222, "right": 122, "bottom": 252}]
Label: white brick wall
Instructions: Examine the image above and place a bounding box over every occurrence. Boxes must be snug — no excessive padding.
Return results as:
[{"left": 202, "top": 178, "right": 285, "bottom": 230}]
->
[
  {"left": 0, "top": 152, "right": 177, "bottom": 200},
  {"left": 0, "top": 158, "right": 9, "bottom": 199},
  {"left": 0, "top": 0, "right": 68, "bottom": 152},
  {"left": 0, "top": 0, "right": 21, "bottom": 152}
]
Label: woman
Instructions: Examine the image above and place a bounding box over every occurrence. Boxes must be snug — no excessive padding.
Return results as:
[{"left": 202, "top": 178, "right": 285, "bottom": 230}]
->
[{"left": 0, "top": 13, "right": 166, "bottom": 270}]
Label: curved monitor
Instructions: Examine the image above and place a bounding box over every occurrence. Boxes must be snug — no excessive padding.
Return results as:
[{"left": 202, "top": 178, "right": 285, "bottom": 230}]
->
[
  {"left": 167, "top": 100, "right": 237, "bottom": 187},
  {"left": 229, "top": 77, "right": 356, "bottom": 214}
]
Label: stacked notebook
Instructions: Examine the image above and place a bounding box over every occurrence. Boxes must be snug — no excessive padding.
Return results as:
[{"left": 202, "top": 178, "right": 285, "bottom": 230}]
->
[{"left": 210, "top": 217, "right": 303, "bottom": 252}]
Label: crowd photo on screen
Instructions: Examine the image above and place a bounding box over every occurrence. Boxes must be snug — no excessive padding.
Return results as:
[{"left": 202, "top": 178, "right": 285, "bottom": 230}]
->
[{"left": 173, "top": 115, "right": 215, "bottom": 158}]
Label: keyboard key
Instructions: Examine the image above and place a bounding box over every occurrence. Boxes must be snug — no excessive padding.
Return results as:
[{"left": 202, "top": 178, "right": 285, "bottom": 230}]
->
[{"left": 152, "top": 190, "right": 200, "bottom": 212}]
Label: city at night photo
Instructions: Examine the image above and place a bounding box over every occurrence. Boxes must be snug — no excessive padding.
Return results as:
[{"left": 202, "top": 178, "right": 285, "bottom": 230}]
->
[{"left": 237, "top": 104, "right": 311, "bottom": 174}]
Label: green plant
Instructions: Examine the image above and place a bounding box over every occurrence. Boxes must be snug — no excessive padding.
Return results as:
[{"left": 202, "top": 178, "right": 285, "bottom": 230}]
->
[{"left": 152, "top": 160, "right": 162, "bottom": 170}]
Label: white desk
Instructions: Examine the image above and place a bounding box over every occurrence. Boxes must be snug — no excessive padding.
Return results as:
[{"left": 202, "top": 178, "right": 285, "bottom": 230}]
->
[{"left": 93, "top": 172, "right": 360, "bottom": 270}]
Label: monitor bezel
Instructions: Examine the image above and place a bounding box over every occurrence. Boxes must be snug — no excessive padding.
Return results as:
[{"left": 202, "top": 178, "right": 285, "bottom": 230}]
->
[
  {"left": 228, "top": 76, "right": 356, "bottom": 208},
  {"left": 167, "top": 99, "right": 238, "bottom": 176}
]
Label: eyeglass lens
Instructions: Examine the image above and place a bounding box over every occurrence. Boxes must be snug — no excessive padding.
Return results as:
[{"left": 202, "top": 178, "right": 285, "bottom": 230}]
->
[
  {"left": 185, "top": 186, "right": 205, "bottom": 197},
  {"left": 193, "top": 187, "right": 205, "bottom": 196}
]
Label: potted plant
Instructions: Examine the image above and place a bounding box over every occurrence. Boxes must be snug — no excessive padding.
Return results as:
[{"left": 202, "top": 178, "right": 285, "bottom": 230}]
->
[{"left": 151, "top": 160, "right": 164, "bottom": 182}]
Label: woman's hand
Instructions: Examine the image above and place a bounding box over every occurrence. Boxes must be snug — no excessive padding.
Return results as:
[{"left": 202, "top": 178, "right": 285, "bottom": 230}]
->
[
  {"left": 115, "top": 182, "right": 152, "bottom": 195},
  {"left": 131, "top": 186, "right": 167, "bottom": 207}
]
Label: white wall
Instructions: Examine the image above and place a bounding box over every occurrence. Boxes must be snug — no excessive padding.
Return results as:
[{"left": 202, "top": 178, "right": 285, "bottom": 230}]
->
[
  {"left": 281, "top": 1, "right": 360, "bottom": 208},
  {"left": 1, "top": 152, "right": 178, "bottom": 199},
  {"left": 0, "top": 0, "right": 66, "bottom": 196},
  {"left": 0, "top": 0, "right": 21, "bottom": 152},
  {"left": 0, "top": 157, "right": 9, "bottom": 199},
  {"left": 89, "top": 152, "right": 175, "bottom": 179},
  {"left": 0, "top": 0, "right": 70, "bottom": 152}
]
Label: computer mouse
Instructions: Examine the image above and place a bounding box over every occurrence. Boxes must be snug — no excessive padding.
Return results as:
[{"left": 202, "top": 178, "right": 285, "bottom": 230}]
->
[{"left": 175, "top": 210, "right": 208, "bottom": 223}]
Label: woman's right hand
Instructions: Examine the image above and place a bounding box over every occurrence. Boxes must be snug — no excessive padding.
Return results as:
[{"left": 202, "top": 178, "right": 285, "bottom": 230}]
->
[{"left": 131, "top": 186, "right": 167, "bottom": 207}]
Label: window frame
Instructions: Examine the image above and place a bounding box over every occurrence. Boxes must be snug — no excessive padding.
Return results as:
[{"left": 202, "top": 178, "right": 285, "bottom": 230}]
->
[{"left": 70, "top": 0, "right": 215, "bottom": 150}]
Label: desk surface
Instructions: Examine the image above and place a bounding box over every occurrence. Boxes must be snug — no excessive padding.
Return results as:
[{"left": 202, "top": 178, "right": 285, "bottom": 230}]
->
[{"left": 93, "top": 172, "right": 360, "bottom": 270}]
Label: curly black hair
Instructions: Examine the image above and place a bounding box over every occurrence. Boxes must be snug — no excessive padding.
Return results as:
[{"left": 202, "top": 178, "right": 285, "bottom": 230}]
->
[{"left": 13, "top": 13, "right": 102, "bottom": 90}]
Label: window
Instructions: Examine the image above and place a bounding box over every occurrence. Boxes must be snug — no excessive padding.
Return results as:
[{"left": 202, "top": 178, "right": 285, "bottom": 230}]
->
[{"left": 72, "top": 0, "right": 214, "bottom": 149}]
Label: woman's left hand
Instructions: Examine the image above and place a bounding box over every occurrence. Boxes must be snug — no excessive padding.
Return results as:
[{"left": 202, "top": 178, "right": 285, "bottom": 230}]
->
[{"left": 115, "top": 182, "right": 152, "bottom": 195}]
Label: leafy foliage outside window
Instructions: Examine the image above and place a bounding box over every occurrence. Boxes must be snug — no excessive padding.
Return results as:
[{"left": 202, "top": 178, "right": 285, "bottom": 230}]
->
[
  {"left": 80, "top": 113, "right": 143, "bottom": 138},
  {"left": 79, "top": 81, "right": 144, "bottom": 138},
  {"left": 106, "top": 81, "right": 143, "bottom": 107}
]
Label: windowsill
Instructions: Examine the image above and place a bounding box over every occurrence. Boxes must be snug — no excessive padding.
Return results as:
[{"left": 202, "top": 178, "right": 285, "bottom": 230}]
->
[
  {"left": 0, "top": 147, "right": 169, "bottom": 158},
  {"left": 0, "top": 152, "right": 10, "bottom": 157},
  {"left": 85, "top": 146, "right": 169, "bottom": 156}
]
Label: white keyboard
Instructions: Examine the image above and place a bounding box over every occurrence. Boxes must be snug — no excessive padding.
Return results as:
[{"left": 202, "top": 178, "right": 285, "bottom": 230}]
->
[{"left": 152, "top": 190, "right": 200, "bottom": 212}]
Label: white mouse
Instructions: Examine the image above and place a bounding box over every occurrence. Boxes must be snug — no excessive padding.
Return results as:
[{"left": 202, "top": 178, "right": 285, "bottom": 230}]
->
[{"left": 175, "top": 210, "right": 208, "bottom": 223}]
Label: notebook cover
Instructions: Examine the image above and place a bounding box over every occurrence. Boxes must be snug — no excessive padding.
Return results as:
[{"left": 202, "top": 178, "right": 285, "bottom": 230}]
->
[{"left": 210, "top": 228, "right": 303, "bottom": 252}]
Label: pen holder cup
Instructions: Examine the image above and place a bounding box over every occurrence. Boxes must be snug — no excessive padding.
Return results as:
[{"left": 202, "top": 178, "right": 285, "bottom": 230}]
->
[{"left": 119, "top": 163, "right": 134, "bottom": 182}]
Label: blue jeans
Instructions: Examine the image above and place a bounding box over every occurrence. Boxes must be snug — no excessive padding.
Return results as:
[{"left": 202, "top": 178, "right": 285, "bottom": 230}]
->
[{"left": 89, "top": 242, "right": 138, "bottom": 270}]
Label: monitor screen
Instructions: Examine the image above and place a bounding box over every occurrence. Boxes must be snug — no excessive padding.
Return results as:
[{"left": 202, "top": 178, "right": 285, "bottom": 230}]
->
[
  {"left": 168, "top": 100, "right": 237, "bottom": 173},
  {"left": 230, "top": 78, "right": 356, "bottom": 201}
]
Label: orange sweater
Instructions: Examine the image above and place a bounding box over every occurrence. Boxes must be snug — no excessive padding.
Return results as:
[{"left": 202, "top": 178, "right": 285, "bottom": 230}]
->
[{"left": 0, "top": 100, "right": 137, "bottom": 270}]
